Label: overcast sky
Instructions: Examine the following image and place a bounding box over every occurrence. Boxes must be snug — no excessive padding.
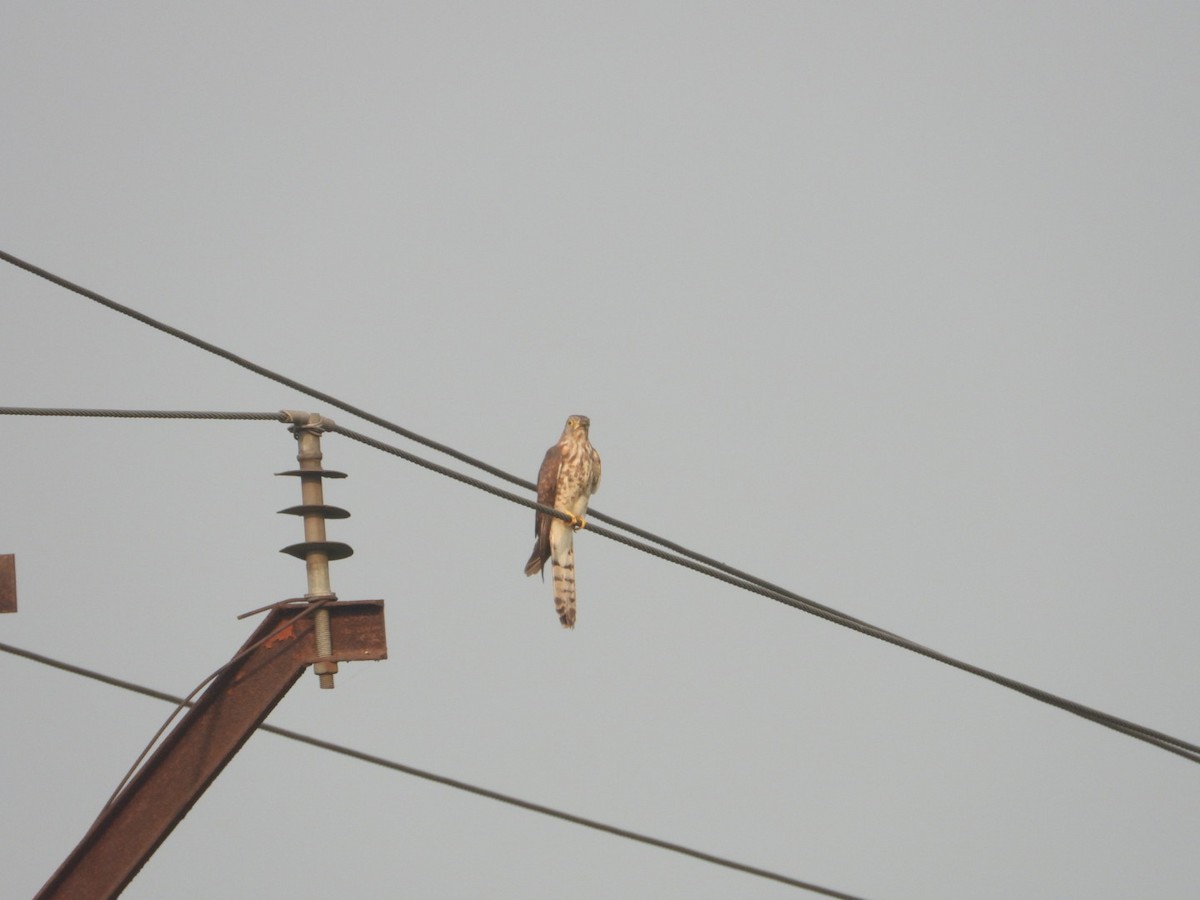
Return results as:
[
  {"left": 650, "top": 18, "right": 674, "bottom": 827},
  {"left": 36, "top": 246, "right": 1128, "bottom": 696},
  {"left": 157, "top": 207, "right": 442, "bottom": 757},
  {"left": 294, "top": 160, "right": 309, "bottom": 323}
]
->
[{"left": 3, "top": 4, "right": 1199, "bottom": 898}]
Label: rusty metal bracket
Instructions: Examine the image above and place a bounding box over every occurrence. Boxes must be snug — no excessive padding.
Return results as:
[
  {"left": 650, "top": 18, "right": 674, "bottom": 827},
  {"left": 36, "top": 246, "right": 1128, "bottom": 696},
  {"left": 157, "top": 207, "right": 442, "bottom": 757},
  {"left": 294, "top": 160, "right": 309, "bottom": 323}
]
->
[
  {"left": 0, "top": 554, "right": 15, "bottom": 613},
  {"left": 36, "top": 599, "right": 386, "bottom": 900}
]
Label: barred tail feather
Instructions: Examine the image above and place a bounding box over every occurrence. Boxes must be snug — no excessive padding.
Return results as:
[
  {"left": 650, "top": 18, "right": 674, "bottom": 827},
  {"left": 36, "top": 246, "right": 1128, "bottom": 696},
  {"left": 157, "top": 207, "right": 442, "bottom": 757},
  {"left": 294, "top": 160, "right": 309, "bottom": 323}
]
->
[
  {"left": 552, "top": 547, "right": 576, "bottom": 628},
  {"left": 550, "top": 522, "right": 576, "bottom": 628}
]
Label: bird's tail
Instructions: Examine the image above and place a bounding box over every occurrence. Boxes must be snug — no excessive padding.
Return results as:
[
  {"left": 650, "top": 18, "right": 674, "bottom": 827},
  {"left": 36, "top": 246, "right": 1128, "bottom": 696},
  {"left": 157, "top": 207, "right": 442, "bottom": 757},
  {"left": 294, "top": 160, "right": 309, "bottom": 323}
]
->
[{"left": 550, "top": 526, "right": 576, "bottom": 629}]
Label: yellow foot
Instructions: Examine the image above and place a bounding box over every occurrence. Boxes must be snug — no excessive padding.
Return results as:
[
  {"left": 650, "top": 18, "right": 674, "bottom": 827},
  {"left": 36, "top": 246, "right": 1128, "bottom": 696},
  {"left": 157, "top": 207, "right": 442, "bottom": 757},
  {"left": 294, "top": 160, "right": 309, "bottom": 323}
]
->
[{"left": 566, "top": 514, "right": 587, "bottom": 531}]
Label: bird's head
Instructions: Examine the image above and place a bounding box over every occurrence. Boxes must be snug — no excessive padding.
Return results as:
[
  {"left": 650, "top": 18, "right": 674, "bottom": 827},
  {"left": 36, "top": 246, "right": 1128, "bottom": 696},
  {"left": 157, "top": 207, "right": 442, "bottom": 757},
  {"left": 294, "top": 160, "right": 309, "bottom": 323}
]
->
[{"left": 565, "top": 415, "right": 591, "bottom": 435}]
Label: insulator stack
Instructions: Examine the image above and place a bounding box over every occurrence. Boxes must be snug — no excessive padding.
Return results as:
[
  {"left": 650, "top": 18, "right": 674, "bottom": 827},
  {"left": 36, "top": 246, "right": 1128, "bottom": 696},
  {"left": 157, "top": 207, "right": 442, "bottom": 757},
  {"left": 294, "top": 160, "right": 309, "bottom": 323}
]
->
[{"left": 276, "top": 411, "right": 352, "bottom": 688}]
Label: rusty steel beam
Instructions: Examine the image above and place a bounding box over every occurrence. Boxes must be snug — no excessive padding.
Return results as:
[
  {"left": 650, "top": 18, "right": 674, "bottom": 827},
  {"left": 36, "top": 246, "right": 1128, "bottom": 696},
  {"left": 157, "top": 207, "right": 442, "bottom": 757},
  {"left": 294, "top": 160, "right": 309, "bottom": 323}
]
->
[{"left": 37, "top": 600, "right": 386, "bottom": 900}]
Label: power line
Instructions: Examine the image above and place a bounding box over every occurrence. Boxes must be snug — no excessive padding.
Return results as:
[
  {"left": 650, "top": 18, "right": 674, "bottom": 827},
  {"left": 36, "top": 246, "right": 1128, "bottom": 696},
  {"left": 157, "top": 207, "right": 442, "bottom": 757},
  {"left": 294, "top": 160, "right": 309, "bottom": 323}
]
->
[
  {"left": 324, "top": 421, "right": 895, "bottom": 638},
  {"left": 0, "top": 403, "right": 904, "bottom": 645},
  {"left": 0, "top": 405, "right": 873, "bottom": 627},
  {"left": 0, "top": 404, "right": 887, "bottom": 635},
  {"left": 96, "top": 599, "right": 333, "bottom": 812},
  {"left": 324, "top": 422, "right": 1200, "bottom": 765},
  {"left": 0, "top": 407, "right": 283, "bottom": 421},
  {"left": 8, "top": 402, "right": 1193, "bottom": 764},
  {"left": 0, "top": 248, "right": 833, "bottom": 613},
  {"left": 4, "top": 248, "right": 1199, "bottom": 764},
  {"left": 0, "top": 641, "right": 864, "bottom": 900},
  {"left": 0, "top": 249, "right": 529, "bottom": 486}
]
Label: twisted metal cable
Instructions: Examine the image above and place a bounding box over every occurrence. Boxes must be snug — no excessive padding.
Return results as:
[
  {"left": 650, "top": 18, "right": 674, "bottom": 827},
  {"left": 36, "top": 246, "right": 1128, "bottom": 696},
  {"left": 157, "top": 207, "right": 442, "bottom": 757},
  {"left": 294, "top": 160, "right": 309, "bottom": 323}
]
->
[
  {"left": 325, "top": 422, "right": 888, "bottom": 631},
  {"left": 0, "top": 407, "right": 284, "bottom": 421},
  {"left": 0, "top": 641, "right": 864, "bottom": 899},
  {"left": 1, "top": 248, "right": 523, "bottom": 480},
  {"left": 326, "top": 423, "right": 1200, "bottom": 765},
  {"left": 6, "top": 251, "right": 1198, "bottom": 764},
  {"left": 0, "top": 249, "right": 819, "bottom": 607}
]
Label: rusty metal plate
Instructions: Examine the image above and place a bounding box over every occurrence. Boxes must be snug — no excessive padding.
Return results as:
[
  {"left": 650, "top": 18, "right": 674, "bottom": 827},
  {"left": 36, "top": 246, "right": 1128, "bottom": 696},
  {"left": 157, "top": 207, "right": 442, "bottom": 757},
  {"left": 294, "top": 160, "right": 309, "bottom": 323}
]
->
[
  {"left": 283, "top": 600, "right": 388, "bottom": 662},
  {"left": 0, "top": 555, "right": 15, "bottom": 613}
]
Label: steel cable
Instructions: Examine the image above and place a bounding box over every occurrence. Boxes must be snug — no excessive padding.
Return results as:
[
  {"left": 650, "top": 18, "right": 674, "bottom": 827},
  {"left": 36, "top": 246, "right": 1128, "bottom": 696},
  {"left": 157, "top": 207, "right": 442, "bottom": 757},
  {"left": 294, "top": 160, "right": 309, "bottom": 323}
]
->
[
  {"left": 0, "top": 641, "right": 864, "bottom": 899},
  {"left": 324, "top": 423, "right": 1200, "bottom": 764},
  {"left": 6, "top": 251, "right": 1199, "bottom": 763},
  {"left": 0, "top": 249, "right": 851, "bottom": 611},
  {"left": 0, "top": 407, "right": 283, "bottom": 421}
]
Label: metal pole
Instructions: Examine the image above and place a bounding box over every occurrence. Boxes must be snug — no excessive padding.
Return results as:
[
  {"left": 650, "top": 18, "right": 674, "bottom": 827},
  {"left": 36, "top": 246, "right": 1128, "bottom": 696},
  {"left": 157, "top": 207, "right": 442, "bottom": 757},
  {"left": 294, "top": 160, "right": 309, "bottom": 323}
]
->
[
  {"left": 35, "top": 409, "right": 382, "bottom": 899},
  {"left": 35, "top": 601, "right": 387, "bottom": 900}
]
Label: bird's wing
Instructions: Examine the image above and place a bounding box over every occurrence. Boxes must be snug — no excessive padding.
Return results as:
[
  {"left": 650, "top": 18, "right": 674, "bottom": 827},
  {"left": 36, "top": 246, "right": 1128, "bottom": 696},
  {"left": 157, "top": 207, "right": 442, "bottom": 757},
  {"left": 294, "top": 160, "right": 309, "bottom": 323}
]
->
[
  {"left": 535, "top": 443, "right": 562, "bottom": 529},
  {"left": 522, "top": 443, "right": 561, "bottom": 576}
]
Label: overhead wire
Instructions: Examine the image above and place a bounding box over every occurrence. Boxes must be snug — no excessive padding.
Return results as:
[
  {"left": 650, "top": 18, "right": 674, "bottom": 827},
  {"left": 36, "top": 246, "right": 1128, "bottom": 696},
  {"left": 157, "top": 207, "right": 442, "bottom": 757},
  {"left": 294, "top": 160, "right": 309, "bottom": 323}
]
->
[
  {"left": 2, "top": 246, "right": 1198, "bottom": 762},
  {"left": 4, "top": 250, "right": 1198, "bottom": 887},
  {"left": 324, "top": 422, "right": 1200, "bottom": 764},
  {"left": 4, "top": 402, "right": 1196, "bottom": 763},
  {"left": 0, "top": 248, "right": 530, "bottom": 485},
  {"left": 95, "top": 598, "right": 334, "bottom": 812},
  {"left": 36, "top": 600, "right": 336, "bottom": 870},
  {"left": 0, "top": 641, "right": 863, "bottom": 900},
  {"left": 0, "top": 248, "right": 846, "bottom": 613},
  {"left": 0, "top": 407, "right": 283, "bottom": 421},
  {"left": 323, "top": 420, "right": 890, "bottom": 632}
]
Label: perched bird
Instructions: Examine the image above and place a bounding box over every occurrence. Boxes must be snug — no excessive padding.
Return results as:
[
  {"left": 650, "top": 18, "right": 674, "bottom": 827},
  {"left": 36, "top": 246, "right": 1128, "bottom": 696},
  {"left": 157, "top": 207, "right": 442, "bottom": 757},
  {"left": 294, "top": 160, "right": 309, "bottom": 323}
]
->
[{"left": 524, "top": 415, "right": 602, "bottom": 628}]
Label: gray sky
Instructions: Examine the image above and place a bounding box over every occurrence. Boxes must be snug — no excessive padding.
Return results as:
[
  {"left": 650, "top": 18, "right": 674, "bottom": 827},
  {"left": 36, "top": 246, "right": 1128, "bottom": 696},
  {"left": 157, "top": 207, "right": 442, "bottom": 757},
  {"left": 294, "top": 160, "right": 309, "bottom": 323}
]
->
[{"left": 3, "top": 4, "right": 1199, "bottom": 898}]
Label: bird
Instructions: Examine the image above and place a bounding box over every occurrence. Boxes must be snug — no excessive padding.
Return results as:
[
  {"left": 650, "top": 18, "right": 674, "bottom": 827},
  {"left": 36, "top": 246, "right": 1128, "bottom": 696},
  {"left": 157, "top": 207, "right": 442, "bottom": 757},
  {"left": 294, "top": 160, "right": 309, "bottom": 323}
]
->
[{"left": 524, "top": 415, "right": 602, "bottom": 628}]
